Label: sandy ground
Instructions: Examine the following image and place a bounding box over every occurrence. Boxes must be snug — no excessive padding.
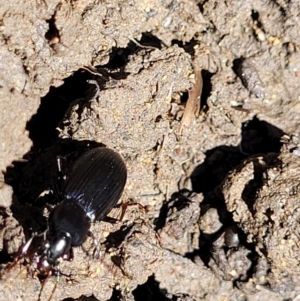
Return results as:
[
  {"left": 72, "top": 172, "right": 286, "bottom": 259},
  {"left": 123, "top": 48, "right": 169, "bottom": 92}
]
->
[{"left": 1, "top": 0, "right": 300, "bottom": 300}]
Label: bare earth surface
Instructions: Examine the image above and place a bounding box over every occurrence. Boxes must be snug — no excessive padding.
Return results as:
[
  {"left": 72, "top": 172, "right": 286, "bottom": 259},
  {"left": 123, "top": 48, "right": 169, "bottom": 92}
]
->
[{"left": 1, "top": 0, "right": 300, "bottom": 300}]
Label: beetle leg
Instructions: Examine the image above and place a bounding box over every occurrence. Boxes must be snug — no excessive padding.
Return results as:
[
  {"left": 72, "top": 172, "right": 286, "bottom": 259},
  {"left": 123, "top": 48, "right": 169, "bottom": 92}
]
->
[
  {"left": 1, "top": 235, "right": 35, "bottom": 276},
  {"left": 37, "top": 272, "right": 56, "bottom": 301},
  {"left": 114, "top": 200, "right": 146, "bottom": 221},
  {"left": 87, "top": 231, "right": 104, "bottom": 259},
  {"left": 86, "top": 79, "right": 100, "bottom": 102},
  {"left": 20, "top": 235, "right": 35, "bottom": 257},
  {"left": 56, "top": 156, "right": 64, "bottom": 181},
  {"left": 54, "top": 155, "right": 67, "bottom": 199},
  {"left": 102, "top": 201, "right": 145, "bottom": 224},
  {"left": 62, "top": 247, "right": 73, "bottom": 261},
  {"left": 102, "top": 216, "right": 120, "bottom": 224}
]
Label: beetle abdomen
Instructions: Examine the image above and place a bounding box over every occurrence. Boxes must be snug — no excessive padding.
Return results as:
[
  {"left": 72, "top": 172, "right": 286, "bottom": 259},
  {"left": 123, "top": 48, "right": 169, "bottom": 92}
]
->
[{"left": 64, "top": 147, "right": 127, "bottom": 221}]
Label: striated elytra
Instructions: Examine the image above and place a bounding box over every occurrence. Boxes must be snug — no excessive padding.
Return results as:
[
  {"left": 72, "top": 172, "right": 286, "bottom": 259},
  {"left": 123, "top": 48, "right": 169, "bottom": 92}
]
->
[{"left": 43, "top": 147, "right": 127, "bottom": 268}]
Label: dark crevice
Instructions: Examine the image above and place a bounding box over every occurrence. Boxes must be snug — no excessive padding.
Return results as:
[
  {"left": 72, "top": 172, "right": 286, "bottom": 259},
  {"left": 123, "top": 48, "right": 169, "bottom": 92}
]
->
[
  {"left": 241, "top": 172, "right": 263, "bottom": 216},
  {"left": 107, "top": 288, "right": 122, "bottom": 301},
  {"left": 232, "top": 57, "right": 245, "bottom": 80},
  {"left": 154, "top": 199, "right": 169, "bottom": 231},
  {"left": 240, "top": 116, "right": 283, "bottom": 154},
  {"left": 197, "top": 0, "right": 211, "bottom": 14},
  {"left": 197, "top": 2, "right": 204, "bottom": 13},
  {"left": 45, "top": 13, "right": 60, "bottom": 43},
  {"left": 179, "top": 91, "right": 188, "bottom": 104},
  {"left": 271, "top": 0, "right": 290, "bottom": 16},
  {"left": 140, "top": 32, "right": 163, "bottom": 49},
  {"left": 0, "top": 249, "right": 13, "bottom": 264},
  {"left": 154, "top": 189, "right": 192, "bottom": 231},
  {"left": 171, "top": 38, "right": 198, "bottom": 56},
  {"left": 98, "top": 32, "right": 162, "bottom": 78},
  {"left": 63, "top": 295, "right": 99, "bottom": 301},
  {"left": 133, "top": 275, "right": 169, "bottom": 301},
  {"left": 104, "top": 224, "right": 134, "bottom": 250},
  {"left": 191, "top": 145, "right": 243, "bottom": 195},
  {"left": 250, "top": 10, "right": 266, "bottom": 42},
  {"left": 250, "top": 10, "right": 260, "bottom": 23},
  {"left": 155, "top": 115, "right": 163, "bottom": 123},
  {"left": 101, "top": 46, "right": 132, "bottom": 70},
  {"left": 200, "top": 69, "right": 213, "bottom": 113},
  {"left": 26, "top": 71, "right": 93, "bottom": 150}
]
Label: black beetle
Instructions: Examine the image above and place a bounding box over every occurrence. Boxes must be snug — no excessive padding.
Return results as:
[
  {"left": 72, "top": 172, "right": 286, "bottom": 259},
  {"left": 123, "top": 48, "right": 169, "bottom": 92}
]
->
[{"left": 11, "top": 147, "right": 127, "bottom": 278}]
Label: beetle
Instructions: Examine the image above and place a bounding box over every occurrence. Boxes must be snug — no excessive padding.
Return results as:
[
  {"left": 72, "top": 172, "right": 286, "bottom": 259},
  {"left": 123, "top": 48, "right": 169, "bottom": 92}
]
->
[{"left": 7, "top": 147, "right": 127, "bottom": 278}]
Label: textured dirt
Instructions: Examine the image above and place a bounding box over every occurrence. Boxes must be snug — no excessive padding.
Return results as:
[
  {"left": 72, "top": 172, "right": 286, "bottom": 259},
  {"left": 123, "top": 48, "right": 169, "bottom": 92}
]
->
[{"left": 1, "top": 0, "right": 300, "bottom": 300}]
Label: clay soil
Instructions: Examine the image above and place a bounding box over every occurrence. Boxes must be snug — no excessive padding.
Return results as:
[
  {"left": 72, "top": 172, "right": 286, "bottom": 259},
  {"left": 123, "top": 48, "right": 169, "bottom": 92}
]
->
[{"left": 1, "top": 0, "right": 300, "bottom": 300}]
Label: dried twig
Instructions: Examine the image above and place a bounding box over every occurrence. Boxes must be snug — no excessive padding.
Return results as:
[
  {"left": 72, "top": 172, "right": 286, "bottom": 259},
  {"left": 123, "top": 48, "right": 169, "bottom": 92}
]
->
[{"left": 178, "top": 69, "right": 203, "bottom": 135}]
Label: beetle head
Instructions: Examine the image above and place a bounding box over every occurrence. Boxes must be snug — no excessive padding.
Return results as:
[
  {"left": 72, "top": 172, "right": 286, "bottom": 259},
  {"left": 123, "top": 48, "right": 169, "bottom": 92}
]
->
[{"left": 45, "top": 230, "right": 72, "bottom": 265}]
